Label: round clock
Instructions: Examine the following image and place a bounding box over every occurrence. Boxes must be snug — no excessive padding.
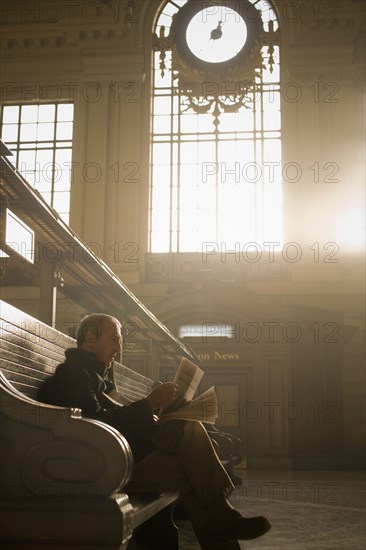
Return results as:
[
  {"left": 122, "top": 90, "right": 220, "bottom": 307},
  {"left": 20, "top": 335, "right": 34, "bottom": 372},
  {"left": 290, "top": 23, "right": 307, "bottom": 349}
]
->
[
  {"left": 171, "top": 0, "right": 264, "bottom": 73},
  {"left": 186, "top": 7, "right": 247, "bottom": 64}
]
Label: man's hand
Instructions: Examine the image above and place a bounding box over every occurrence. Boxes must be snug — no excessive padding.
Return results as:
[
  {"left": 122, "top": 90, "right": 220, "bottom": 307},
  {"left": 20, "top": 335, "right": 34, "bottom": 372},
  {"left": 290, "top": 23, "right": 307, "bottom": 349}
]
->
[{"left": 146, "top": 382, "right": 178, "bottom": 411}]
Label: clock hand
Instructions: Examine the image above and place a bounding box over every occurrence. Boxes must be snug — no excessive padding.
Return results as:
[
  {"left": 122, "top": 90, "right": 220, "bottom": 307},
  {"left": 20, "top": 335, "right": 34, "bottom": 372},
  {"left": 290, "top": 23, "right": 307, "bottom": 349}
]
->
[{"left": 210, "top": 21, "right": 223, "bottom": 41}]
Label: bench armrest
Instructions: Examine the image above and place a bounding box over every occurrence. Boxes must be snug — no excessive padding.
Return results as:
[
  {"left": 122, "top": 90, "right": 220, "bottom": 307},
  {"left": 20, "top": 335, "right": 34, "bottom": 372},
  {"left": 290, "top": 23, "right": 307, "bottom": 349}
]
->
[{"left": 0, "top": 371, "right": 133, "bottom": 500}]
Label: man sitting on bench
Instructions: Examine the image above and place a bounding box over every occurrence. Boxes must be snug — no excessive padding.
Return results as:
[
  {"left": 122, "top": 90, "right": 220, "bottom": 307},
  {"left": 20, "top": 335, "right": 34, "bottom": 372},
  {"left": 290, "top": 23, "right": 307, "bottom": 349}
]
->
[{"left": 38, "top": 313, "right": 271, "bottom": 550}]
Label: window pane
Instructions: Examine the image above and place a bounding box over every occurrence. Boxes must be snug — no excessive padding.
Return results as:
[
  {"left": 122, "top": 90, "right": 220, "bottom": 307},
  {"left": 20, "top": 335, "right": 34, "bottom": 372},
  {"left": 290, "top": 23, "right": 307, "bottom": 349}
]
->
[
  {"left": 1, "top": 124, "right": 18, "bottom": 142},
  {"left": 55, "top": 148, "right": 72, "bottom": 168},
  {"left": 57, "top": 103, "right": 74, "bottom": 121},
  {"left": 264, "top": 139, "right": 281, "bottom": 162},
  {"left": 6, "top": 209, "right": 34, "bottom": 263},
  {"left": 37, "top": 123, "right": 55, "bottom": 141},
  {"left": 35, "top": 170, "right": 52, "bottom": 193},
  {"left": 151, "top": 231, "right": 170, "bottom": 253},
  {"left": 180, "top": 142, "right": 197, "bottom": 164},
  {"left": 263, "top": 90, "right": 281, "bottom": 111},
  {"left": 219, "top": 112, "right": 240, "bottom": 133},
  {"left": 20, "top": 123, "right": 37, "bottom": 141},
  {"left": 2, "top": 106, "right": 19, "bottom": 123},
  {"left": 56, "top": 121, "right": 73, "bottom": 140},
  {"left": 152, "top": 164, "right": 171, "bottom": 186},
  {"left": 153, "top": 115, "right": 171, "bottom": 134},
  {"left": 53, "top": 192, "right": 70, "bottom": 212},
  {"left": 156, "top": 14, "right": 173, "bottom": 29},
  {"left": 263, "top": 111, "right": 281, "bottom": 130},
  {"left": 198, "top": 114, "right": 214, "bottom": 133},
  {"left": 38, "top": 104, "right": 55, "bottom": 122},
  {"left": 153, "top": 143, "right": 171, "bottom": 164},
  {"left": 151, "top": 209, "right": 170, "bottom": 231},
  {"left": 54, "top": 169, "right": 71, "bottom": 192},
  {"left": 8, "top": 151, "right": 17, "bottom": 165},
  {"left": 25, "top": 172, "right": 36, "bottom": 185},
  {"left": 40, "top": 191, "right": 52, "bottom": 204},
  {"left": 18, "top": 150, "right": 36, "bottom": 173},
  {"left": 152, "top": 185, "right": 170, "bottom": 210},
  {"left": 154, "top": 96, "right": 172, "bottom": 115},
  {"left": 218, "top": 140, "right": 239, "bottom": 164},
  {"left": 198, "top": 141, "right": 215, "bottom": 166},
  {"left": 36, "top": 148, "right": 53, "bottom": 168},
  {"left": 180, "top": 164, "right": 198, "bottom": 188},
  {"left": 180, "top": 113, "right": 198, "bottom": 134},
  {"left": 21, "top": 105, "right": 38, "bottom": 123},
  {"left": 241, "top": 110, "right": 255, "bottom": 131},
  {"left": 154, "top": 68, "right": 172, "bottom": 88}
]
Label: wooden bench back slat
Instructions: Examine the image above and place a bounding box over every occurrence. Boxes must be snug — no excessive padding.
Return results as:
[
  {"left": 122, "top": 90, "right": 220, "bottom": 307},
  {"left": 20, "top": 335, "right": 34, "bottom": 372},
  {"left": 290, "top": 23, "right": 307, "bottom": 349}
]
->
[
  {"left": 114, "top": 372, "right": 153, "bottom": 394},
  {"left": 114, "top": 364, "right": 155, "bottom": 388},
  {"left": 0, "top": 305, "right": 75, "bottom": 348},
  {"left": 0, "top": 358, "right": 49, "bottom": 383},
  {"left": 0, "top": 331, "right": 71, "bottom": 362},
  {"left": 0, "top": 337, "right": 63, "bottom": 369},
  {"left": 0, "top": 342, "right": 57, "bottom": 373}
]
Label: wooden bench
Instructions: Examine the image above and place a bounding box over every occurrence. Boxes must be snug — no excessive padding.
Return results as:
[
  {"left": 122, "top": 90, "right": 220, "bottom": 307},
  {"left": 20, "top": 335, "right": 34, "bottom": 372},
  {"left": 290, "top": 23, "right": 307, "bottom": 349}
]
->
[{"left": 0, "top": 300, "right": 180, "bottom": 549}]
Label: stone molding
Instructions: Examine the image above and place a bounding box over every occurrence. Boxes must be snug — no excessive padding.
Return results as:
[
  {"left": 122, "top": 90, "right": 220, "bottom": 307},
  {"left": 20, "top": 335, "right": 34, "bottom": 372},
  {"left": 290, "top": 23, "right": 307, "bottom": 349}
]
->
[
  {"left": 145, "top": 253, "right": 290, "bottom": 286},
  {"left": 275, "top": 0, "right": 365, "bottom": 42},
  {"left": 0, "top": 0, "right": 146, "bottom": 57}
]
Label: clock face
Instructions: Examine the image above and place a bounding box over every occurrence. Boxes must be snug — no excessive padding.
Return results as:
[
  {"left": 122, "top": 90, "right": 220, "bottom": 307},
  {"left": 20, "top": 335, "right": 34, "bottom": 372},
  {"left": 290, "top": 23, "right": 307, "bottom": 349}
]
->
[
  {"left": 171, "top": 0, "right": 264, "bottom": 74},
  {"left": 186, "top": 7, "right": 248, "bottom": 64}
]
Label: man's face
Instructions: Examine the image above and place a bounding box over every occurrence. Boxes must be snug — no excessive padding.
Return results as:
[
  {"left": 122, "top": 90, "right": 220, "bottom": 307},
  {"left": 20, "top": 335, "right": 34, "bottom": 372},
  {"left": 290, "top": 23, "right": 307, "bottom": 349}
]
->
[{"left": 86, "top": 319, "right": 122, "bottom": 368}]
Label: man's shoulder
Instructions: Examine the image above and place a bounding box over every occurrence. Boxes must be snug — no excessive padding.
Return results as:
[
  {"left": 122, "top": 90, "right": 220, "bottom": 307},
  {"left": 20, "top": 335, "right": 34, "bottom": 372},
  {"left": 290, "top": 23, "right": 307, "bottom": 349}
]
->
[
  {"left": 37, "top": 354, "right": 94, "bottom": 404},
  {"left": 40, "top": 350, "right": 89, "bottom": 388},
  {"left": 54, "top": 355, "right": 93, "bottom": 382}
]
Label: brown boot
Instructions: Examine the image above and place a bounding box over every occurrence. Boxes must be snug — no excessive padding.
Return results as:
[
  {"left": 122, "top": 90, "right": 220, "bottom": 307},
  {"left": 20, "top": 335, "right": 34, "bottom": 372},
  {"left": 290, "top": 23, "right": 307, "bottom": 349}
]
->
[
  {"left": 213, "top": 514, "right": 271, "bottom": 541},
  {"left": 205, "top": 494, "right": 271, "bottom": 542}
]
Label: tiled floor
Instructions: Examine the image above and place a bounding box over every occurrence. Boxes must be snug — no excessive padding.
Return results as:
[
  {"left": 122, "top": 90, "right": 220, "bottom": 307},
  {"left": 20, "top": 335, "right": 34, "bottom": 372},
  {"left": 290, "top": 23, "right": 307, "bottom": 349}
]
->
[{"left": 177, "top": 470, "right": 366, "bottom": 550}]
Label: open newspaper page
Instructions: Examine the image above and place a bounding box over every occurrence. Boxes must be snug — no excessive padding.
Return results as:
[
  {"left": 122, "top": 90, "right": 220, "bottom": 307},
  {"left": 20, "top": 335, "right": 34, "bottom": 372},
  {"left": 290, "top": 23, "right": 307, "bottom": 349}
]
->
[
  {"left": 159, "top": 357, "right": 218, "bottom": 423},
  {"left": 159, "top": 386, "right": 218, "bottom": 423},
  {"left": 106, "top": 357, "right": 218, "bottom": 423}
]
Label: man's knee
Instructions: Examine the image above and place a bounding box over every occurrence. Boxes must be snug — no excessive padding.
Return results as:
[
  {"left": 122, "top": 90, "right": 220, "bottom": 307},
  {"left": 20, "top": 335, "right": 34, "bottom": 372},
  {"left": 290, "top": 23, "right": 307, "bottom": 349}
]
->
[
  {"left": 182, "top": 420, "right": 210, "bottom": 442},
  {"left": 153, "top": 419, "right": 189, "bottom": 446}
]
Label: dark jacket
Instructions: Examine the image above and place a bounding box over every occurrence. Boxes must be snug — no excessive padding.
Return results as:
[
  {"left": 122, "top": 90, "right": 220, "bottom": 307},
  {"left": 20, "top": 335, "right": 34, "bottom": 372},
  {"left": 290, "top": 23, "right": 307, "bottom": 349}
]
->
[{"left": 37, "top": 348, "right": 155, "bottom": 462}]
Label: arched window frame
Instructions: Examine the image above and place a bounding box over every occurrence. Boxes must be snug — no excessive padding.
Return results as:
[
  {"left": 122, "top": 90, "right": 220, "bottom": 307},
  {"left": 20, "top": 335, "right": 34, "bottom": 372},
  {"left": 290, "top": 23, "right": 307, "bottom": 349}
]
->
[{"left": 149, "top": 0, "right": 282, "bottom": 253}]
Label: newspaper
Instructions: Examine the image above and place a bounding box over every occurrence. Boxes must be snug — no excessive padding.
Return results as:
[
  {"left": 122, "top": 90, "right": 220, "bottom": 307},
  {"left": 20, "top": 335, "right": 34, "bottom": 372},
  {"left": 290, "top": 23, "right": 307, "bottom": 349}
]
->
[
  {"left": 107, "top": 357, "right": 218, "bottom": 423},
  {"left": 159, "top": 357, "right": 218, "bottom": 423}
]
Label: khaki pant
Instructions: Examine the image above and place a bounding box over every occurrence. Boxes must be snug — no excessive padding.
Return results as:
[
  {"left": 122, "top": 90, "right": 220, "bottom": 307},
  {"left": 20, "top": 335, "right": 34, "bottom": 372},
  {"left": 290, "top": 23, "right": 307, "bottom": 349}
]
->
[{"left": 125, "top": 420, "right": 235, "bottom": 545}]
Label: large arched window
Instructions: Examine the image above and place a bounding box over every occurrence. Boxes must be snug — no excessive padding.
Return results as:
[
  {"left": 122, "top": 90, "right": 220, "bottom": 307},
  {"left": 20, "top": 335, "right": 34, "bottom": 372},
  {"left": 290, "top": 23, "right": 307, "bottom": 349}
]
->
[{"left": 150, "top": 0, "right": 281, "bottom": 253}]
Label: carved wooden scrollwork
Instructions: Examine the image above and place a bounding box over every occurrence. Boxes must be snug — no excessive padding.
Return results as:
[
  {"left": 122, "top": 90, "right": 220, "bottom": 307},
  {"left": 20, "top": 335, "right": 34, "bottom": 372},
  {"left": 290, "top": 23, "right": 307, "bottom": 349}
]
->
[{"left": 0, "top": 371, "right": 133, "bottom": 500}]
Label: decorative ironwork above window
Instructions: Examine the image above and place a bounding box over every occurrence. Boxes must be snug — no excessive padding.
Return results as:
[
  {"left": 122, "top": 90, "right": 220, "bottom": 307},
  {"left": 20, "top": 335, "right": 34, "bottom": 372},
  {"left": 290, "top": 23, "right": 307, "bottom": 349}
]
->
[{"left": 153, "top": 0, "right": 279, "bottom": 127}]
